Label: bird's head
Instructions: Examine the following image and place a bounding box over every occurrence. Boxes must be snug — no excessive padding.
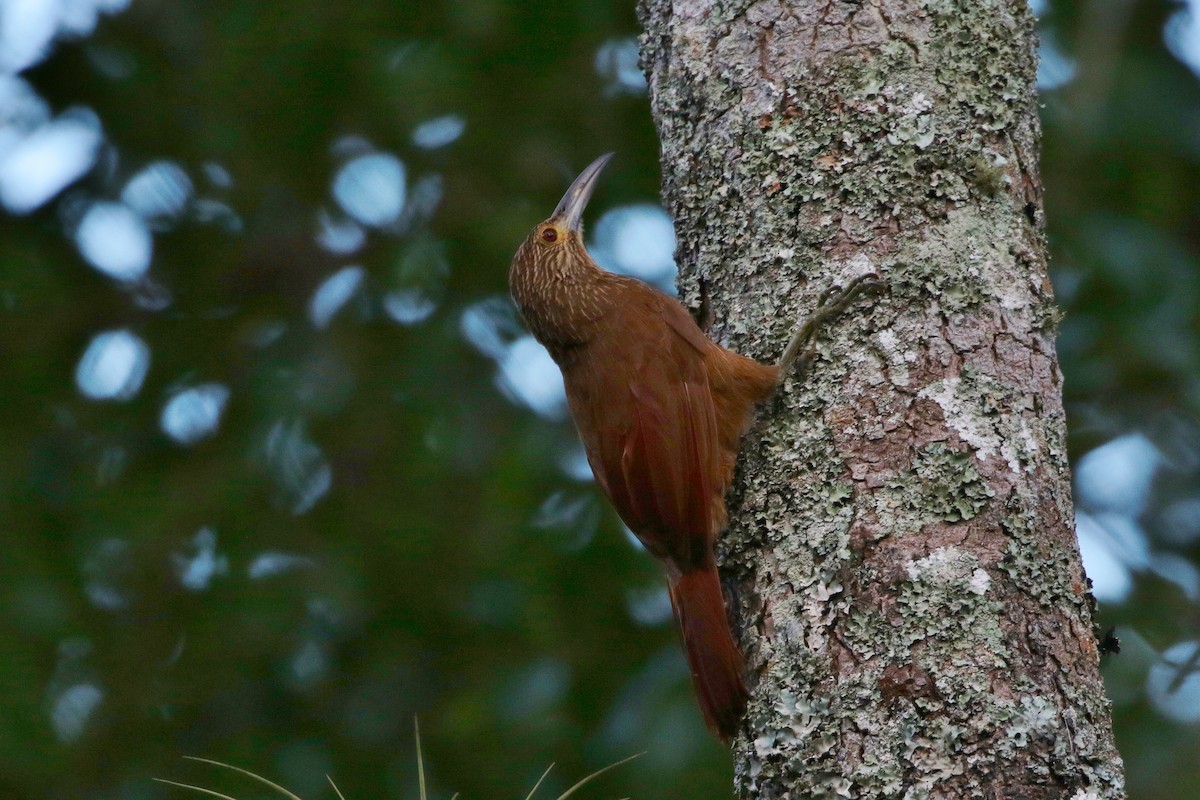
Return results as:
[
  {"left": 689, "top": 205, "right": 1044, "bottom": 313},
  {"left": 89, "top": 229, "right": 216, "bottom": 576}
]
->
[{"left": 514, "top": 152, "right": 613, "bottom": 271}]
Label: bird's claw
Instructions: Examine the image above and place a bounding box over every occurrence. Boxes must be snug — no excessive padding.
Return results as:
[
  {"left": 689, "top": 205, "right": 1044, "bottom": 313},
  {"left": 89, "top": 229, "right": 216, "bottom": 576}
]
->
[
  {"left": 816, "top": 273, "right": 884, "bottom": 314},
  {"left": 775, "top": 272, "right": 885, "bottom": 378}
]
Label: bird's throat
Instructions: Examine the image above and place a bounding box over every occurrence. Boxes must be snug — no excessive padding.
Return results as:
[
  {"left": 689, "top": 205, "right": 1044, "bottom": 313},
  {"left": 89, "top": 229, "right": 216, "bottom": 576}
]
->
[{"left": 510, "top": 247, "right": 612, "bottom": 359}]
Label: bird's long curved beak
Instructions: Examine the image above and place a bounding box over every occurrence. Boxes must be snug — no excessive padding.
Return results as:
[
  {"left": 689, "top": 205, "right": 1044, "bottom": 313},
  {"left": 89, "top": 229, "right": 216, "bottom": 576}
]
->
[{"left": 551, "top": 152, "right": 614, "bottom": 232}]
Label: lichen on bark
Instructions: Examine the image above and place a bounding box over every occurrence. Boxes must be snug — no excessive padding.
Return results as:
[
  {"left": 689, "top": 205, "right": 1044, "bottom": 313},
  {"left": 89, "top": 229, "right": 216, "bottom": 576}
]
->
[{"left": 636, "top": 1, "right": 1125, "bottom": 797}]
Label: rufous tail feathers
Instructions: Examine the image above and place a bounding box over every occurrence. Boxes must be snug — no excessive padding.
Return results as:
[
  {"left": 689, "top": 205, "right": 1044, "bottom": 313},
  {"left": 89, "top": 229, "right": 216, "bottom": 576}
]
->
[{"left": 668, "top": 567, "right": 747, "bottom": 741}]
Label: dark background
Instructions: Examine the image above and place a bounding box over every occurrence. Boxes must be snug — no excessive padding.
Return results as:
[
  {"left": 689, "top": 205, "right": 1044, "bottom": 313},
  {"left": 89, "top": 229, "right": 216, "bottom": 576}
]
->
[{"left": 1, "top": 1, "right": 1197, "bottom": 798}]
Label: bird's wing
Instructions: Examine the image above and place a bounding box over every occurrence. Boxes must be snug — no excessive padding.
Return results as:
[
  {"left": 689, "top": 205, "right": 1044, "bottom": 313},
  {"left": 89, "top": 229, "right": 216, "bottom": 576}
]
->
[{"left": 569, "top": 300, "right": 722, "bottom": 568}]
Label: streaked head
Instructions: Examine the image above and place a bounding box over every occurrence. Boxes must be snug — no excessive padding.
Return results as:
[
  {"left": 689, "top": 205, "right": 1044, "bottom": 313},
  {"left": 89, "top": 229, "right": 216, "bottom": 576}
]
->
[
  {"left": 519, "top": 152, "right": 614, "bottom": 262},
  {"left": 509, "top": 153, "right": 616, "bottom": 346}
]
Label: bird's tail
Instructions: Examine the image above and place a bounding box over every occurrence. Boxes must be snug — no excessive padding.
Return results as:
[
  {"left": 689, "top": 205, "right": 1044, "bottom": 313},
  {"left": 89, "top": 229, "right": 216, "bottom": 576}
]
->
[{"left": 668, "top": 567, "right": 748, "bottom": 742}]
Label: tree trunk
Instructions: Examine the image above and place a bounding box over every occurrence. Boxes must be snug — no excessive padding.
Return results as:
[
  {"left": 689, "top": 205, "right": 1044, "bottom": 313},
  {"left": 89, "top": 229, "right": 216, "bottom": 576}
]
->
[{"left": 636, "top": 2, "right": 1126, "bottom": 798}]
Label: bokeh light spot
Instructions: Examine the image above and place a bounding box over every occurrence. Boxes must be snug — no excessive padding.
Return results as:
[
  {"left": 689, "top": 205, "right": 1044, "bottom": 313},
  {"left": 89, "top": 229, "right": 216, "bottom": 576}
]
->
[
  {"left": 594, "top": 37, "right": 647, "bottom": 95},
  {"left": 309, "top": 265, "right": 365, "bottom": 329},
  {"left": 160, "top": 383, "right": 230, "bottom": 445},
  {"left": 626, "top": 584, "right": 673, "bottom": 627},
  {"left": 460, "top": 296, "right": 525, "bottom": 359},
  {"left": 1036, "top": 31, "right": 1077, "bottom": 91},
  {"left": 497, "top": 336, "right": 567, "bottom": 419},
  {"left": 1160, "top": 497, "right": 1200, "bottom": 546},
  {"left": 1147, "top": 640, "right": 1200, "bottom": 723},
  {"left": 533, "top": 490, "right": 600, "bottom": 551},
  {"left": 50, "top": 683, "right": 104, "bottom": 743},
  {"left": 499, "top": 658, "right": 569, "bottom": 722},
  {"left": 1165, "top": 2, "right": 1200, "bottom": 77},
  {"left": 1075, "top": 434, "right": 1162, "bottom": 516},
  {"left": 171, "top": 528, "right": 228, "bottom": 592},
  {"left": 82, "top": 537, "right": 131, "bottom": 611},
  {"left": 1076, "top": 512, "right": 1134, "bottom": 604},
  {"left": 74, "top": 200, "right": 153, "bottom": 281},
  {"left": 0, "top": 0, "right": 60, "bottom": 73},
  {"left": 291, "top": 640, "right": 327, "bottom": 686},
  {"left": 590, "top": 204, "right": 677, "bottom": 290},
  {"left": 332, "top": 152, "right": 406, "bottom": 228},
  {"left": 265, "top": 418, "right": 333, "bottom": 515},
  {"left": 383, "top": 289, "right": 437, "bottom": 325},
  {"left": 411, "top": 114, "right": 465, "bottom": 149},
  {"left": 247, "top": 552, "right": 314, "bottom": 580},
  {"left": 121, "top": 160, "right": 192, "bottom": 222},
  {"left": 75, "top": 329, "right": 150, "bottom": 401},
  {"left": 0, "top": 108, "right": 102, "bottom": 214},
  {"left": 558, "top": 445, "right": 595, "bottom": 482},
  {"left": 315, "top": 207, "right": 365, "bottom": 255}
]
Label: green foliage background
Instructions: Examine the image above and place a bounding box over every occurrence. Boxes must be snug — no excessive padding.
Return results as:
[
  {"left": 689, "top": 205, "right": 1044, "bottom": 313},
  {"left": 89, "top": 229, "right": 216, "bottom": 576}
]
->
[{"left": 1, "top": 1, "right": 1197, "bottom": 798}]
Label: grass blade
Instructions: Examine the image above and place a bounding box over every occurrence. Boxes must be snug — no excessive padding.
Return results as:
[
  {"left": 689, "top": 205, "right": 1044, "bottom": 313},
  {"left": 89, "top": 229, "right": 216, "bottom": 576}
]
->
[
  {"left": 182, "top": 757, "right": 305, "bottom": 800},
  {"left": 523, "top": 763, "right": 555, "bottom": 800},
  {"left": 414, "top": 716, "right": 427, "bottom": 800},
  {"left": 553, "top": 753, "right": 642, "bottom": 800},
  {"left": 153, "top": 778, "right": 241, "bottom": 800}
]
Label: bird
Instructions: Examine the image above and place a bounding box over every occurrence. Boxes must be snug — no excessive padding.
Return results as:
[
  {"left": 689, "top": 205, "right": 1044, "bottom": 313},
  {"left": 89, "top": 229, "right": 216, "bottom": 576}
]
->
[{"left": 508, "top": 153, "right": 879, "bottom": 741}]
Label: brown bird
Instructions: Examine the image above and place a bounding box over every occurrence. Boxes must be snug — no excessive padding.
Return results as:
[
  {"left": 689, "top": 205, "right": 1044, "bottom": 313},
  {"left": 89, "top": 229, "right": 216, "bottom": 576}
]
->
[{"left": 509, "top": 153, "right": 878, "bottom": 741}]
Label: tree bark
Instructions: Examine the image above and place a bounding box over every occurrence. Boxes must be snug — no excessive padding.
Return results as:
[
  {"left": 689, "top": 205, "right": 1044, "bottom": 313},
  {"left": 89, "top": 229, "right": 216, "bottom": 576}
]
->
[{"left": 636, "top": 2, "right": 1126, "bottom": 798}]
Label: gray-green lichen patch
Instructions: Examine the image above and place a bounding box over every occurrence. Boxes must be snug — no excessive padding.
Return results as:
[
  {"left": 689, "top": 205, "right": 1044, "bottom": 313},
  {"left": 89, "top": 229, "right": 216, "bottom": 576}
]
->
[
  {"left": 898, "top": 716, "right": 968, "bottom": 796},
  {"left": 841, "top": 602, "right": 886, "bottom": 661},
  {"left": 735, "top": 416, "right": 860, "bottom": 586},
  {"left": 741, "top": 53, "right": 986, "bottom": 237},
  {"left": 888, "top": 206, "right": 1036, "bottom": 314},
  {"left": 905, "top": 547, "right": 992, "bottom": 595},
  {"left": 747, "top": 543, "right": 1019, "bottom": 798},
  {"left": 924, "top": 0, "right": 1037, "bottom": 133},
  {"left": 752, "top": 689, "right": 833, "bottom": 762},
  {"left": 1002, "top": 694, "right": 1060, "bottom": 752},
  {"left": 1000, "top": 500, "right": 1085, "bottom": 609},
  {"left": 880, "top": 442, "right": 993, "bottom": 526},
  {"left": 919, "top": 367, "right": 1042, "bottom": 477},
  {"left": 898, "top": 546, "right": 1003, "bottom": 656}
]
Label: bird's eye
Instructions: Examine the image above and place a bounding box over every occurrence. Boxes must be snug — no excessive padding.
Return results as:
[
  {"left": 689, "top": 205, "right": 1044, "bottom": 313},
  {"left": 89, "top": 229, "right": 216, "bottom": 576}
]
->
[{"left": 541, "top": 228, "right": 558, "bottom": 243}]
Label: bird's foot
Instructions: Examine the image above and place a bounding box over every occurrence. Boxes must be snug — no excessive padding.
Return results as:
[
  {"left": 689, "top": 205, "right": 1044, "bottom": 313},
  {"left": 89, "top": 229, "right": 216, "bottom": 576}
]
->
[{"left": 776, "top": 272, "right": 884, "bottom": 378}]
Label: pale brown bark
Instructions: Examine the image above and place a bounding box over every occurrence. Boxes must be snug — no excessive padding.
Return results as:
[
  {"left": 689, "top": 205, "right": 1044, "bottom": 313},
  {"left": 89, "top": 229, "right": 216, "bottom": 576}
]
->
[{"left": 636, "top": 1, "right": 1126, "bottom": 797}]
